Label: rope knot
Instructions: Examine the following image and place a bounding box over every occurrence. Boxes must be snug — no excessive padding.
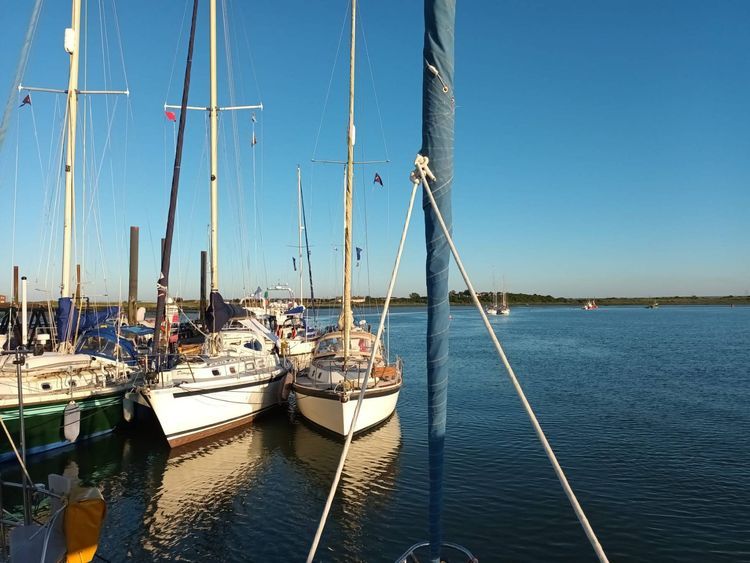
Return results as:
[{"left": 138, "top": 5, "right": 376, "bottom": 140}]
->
[{"left": 411, "top": 154, "right": 436, "bottom": 186}]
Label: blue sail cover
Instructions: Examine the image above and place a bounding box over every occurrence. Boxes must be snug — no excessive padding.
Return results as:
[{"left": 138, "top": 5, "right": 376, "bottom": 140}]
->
[
  {"left": 75, "top": 326, "right": 139, "bottom": 366},
  {"left": 205, "top": 291, "right": 247, "bottom": 333},
  {"left": 422, "top": 1, "right": 455, "bottom": 561},
  {"left": 56, "top": 297, "right": 119, "bottom": 344},
  {"left": 284, "top": 305, "right": 305, "bottom": 316}
]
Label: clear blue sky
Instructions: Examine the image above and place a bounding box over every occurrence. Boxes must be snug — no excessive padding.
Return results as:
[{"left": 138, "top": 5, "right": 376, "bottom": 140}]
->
[{"left": 1, "top": 0, "right": 748, "bottom": 302}]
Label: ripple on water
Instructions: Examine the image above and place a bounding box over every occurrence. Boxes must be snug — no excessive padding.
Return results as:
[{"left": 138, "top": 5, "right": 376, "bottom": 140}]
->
[{"left": 13, "top": 306, "right": 750, "bottom": 561}]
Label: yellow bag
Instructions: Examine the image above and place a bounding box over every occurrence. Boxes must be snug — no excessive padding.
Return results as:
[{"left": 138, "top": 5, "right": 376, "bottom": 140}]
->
[{"left": 64, "top": 486, "right": 106, "bottom": 563}]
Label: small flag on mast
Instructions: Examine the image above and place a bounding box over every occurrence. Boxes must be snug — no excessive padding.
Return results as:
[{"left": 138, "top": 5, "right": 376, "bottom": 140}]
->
[
  {"left": 356, "top": 247, "right": 363, "bottom": 262},
  {"left": 19, "top": 95, "right": 31, "bottom": 108},
  {"left": 165, "top": 110, "right": 177, "bottom": 122},
  {"left": 292, "top": 257, "right": 297, "bottom": 271},
  {"left": 373, "top": 172, "right": 383, "bottom": 186},
  {"left": 251, "top": 133, "right": 257, "bottom": 146}
]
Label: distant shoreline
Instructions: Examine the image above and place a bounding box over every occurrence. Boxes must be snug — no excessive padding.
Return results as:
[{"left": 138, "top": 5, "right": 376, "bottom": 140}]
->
[{"left": 3, "top": 295, "right": 747, "bottom": 310}]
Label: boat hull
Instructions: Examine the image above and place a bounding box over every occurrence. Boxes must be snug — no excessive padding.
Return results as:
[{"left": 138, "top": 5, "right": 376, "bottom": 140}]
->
[
  {"left": 130, "top": 369, "right": 288, "bottom": 448},
  {"left": 293, "top": 383, "right": 400, "bottom": 436},
  {"left": 0, "top": 391, "right": 125, "bottom": 462}
]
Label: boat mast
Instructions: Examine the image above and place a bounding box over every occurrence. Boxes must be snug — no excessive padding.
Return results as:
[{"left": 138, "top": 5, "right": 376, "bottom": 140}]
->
[
  {"left": 209, "top": 0, "right": 219, "bottom": 295},
  {"left": 152, "top": 0, "right": 200, "bottom": 356},
  {"left": 297, "top": 165, "right": 304, "bottom": 307},
  {"left": 61, "top": 0, "right": 82, "bottom": 300},
  {"left": 340, "top": 0, "right": 356, "bottom": 360}
]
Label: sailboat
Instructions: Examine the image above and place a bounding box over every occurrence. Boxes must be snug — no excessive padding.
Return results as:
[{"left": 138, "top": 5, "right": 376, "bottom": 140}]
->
[
  {"left": 582, "top": 299, "right": 598, "bottom": 310},
  {"left": 293, "top": 0, "right": 403, "bottom": 437},
  {"left": 486, "top": 277, "right": 510, "bottom": 316},
  {"left": 486, "top": 290, "right": 498, "bottom": 316},
  {"left": 124, "top": 0, "right": 289, "bottom": 448},
  {"left": 499, "top": 287, "right": 510, "bottom": 316},
  {"left": 246, "top": 168, "right": 320, "bottom": 372},
  {"left": 0, "top": 0, "right": 137, "bottom": 462}
]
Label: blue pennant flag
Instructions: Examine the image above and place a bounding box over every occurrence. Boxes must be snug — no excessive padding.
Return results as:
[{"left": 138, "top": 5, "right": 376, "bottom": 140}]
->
[
  {"left": 355, "top": 247, "right": 363, "bottom": 261},
  {"left": 292, "top": 257, "right": 297, "bottom": 271}
]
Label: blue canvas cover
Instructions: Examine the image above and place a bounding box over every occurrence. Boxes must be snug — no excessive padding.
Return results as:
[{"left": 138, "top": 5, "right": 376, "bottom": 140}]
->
[
  {"left": 57, "top": 297, "right": 119, "bottom": 344},
  {"left": 205, "top": 291, "right": 247, "bottom": 333},
  {"left": 75, "top": 326, "right": 139, "bottom": 366}
]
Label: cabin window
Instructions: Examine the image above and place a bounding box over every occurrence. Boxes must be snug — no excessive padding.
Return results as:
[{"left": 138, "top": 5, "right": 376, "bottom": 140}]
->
[
  {"left": 245, "top": 362, "right": 255, "bottom": 371},
  {"left": 212, "top": 369, "right": 220, "bottom": 376},
  {"left": 68, "top": 380, "right": 77, "bottom": 387},
  {"left": 229, "top": 367, "right": 236, "bottom": 374},
  {"left": 41, "top": 383, "right": 52, "bottom": 391}
]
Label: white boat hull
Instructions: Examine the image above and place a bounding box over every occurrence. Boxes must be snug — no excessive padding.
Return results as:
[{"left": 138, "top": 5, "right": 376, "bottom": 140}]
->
[
  {"left": 293, "top": 384, "right": 400, "bottom": 436},
  {"left": 129, "top": 367, "right": 288, "bottom": 448}
]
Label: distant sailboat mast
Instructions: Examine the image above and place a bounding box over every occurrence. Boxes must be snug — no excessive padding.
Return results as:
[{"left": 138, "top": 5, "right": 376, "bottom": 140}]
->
[{"left": 297, "top": 166, "right": 304, "bottom": 308}]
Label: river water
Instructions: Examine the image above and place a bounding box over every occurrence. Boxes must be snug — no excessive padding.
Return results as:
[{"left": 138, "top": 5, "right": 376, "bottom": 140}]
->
[{"left": 5, "top": 305, "right": 749, "bottom": 561}]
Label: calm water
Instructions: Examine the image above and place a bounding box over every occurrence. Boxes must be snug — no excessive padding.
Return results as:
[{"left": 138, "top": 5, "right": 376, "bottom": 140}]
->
[{"left": 5, "top": 306, "right": 750, "bottom": 561}]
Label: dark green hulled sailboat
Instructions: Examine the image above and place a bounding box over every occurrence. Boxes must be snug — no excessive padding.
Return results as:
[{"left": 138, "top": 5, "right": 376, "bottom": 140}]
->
[{"left": 1, "top": 0, "right": 136, "bottom": 462}]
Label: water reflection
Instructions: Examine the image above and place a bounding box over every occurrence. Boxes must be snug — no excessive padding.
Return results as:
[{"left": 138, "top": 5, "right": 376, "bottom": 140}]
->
[
  {"left": 139, "top": 423, "right": 277, "bottom": 557},
  {"left": 289, "top": 412, "right": 402, "bottom": 556}
]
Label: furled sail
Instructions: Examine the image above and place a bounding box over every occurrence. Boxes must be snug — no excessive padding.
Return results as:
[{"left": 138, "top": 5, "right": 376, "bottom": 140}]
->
[{"left": 421, "top": 0, "right": 455, "bottom": 561}]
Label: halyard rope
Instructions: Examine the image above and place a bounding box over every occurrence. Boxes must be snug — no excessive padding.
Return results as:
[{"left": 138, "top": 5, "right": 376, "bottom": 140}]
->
[
  {"left": 413, "top": 154, "right": 609, "bottom": 563},
  {"left": 306, "top": 179, "right": 420, "bottom": 563}
]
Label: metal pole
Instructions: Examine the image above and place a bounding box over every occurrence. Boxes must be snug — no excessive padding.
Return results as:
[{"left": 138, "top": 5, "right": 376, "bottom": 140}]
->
[
  {"left": 18, "top": 277, "right": 30, "bottom": 525},
  {"left": 209, "top": 0, "right": 219, "bottom": 293},
  {"left": 61, "top": 0, "right": 82, "bottom": 299},
  {"left": 20, "top": 278, "right": 27, "bottom": 347}
]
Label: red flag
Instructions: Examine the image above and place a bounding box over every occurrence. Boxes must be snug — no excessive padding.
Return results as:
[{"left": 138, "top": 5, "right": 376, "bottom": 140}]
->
[
  {"left": 164, "top": 110, "right": 177, "bottom": 122},
  {"left": 373, "top": 172, "right": 383, "bottom": 186},
  {"left": 19, "top": 95, "right": 31, "bottom": 108}
]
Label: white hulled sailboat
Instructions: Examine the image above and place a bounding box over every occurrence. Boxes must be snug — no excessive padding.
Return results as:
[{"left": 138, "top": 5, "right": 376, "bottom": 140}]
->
[
  {"left": 292, "top": 0, "right": 402, "bottom": 436},
  {"left": 124, "top": 0, "right": 289, "bottom": 448}
]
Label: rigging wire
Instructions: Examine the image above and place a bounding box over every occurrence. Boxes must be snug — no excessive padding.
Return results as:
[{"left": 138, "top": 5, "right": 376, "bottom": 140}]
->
[
  {"left": 221, "top": 0, "right": 253, "bottom": 295},
  {"left": 357, "top": 5, "right": 389, "bottom": 162},
  {"left": 311, "top": 0, "right": 351, "bottom": 161},
  {"left": 0, "top": 0, "right": 44, "bottom": 153},
  {"left": 414, "top": 156, "right": 609, "bottom": 563},
  {"left": 307, "top": 177, "right": 419, "bottom": 563},
  {"left": 164, "top": 0, "right": 192, "bottom": 108}
]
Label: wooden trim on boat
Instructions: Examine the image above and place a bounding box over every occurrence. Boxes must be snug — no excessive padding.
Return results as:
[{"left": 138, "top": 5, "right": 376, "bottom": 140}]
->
[
  {"left": 165, "top": 405, "right": 277, "bottom": 448},
  {"left": 292, "top": 381, "right": 401, "bottom": 402}
]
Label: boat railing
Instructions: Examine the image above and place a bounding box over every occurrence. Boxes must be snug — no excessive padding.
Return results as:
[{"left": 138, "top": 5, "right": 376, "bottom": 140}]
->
[
  {"left": 0, "top": 478, "right": 67, "bottom": 561},
  {"left": 395, "top": 541, "right": 478, "bottom": 563}
]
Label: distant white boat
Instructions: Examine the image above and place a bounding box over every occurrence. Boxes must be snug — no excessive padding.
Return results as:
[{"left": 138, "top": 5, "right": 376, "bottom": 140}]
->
[
  {"left": 487, "top": 276, "right": 510, "bottom": 316},
  {"left": 582, "top": 300, "right": 599, "bottom": 310}
]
